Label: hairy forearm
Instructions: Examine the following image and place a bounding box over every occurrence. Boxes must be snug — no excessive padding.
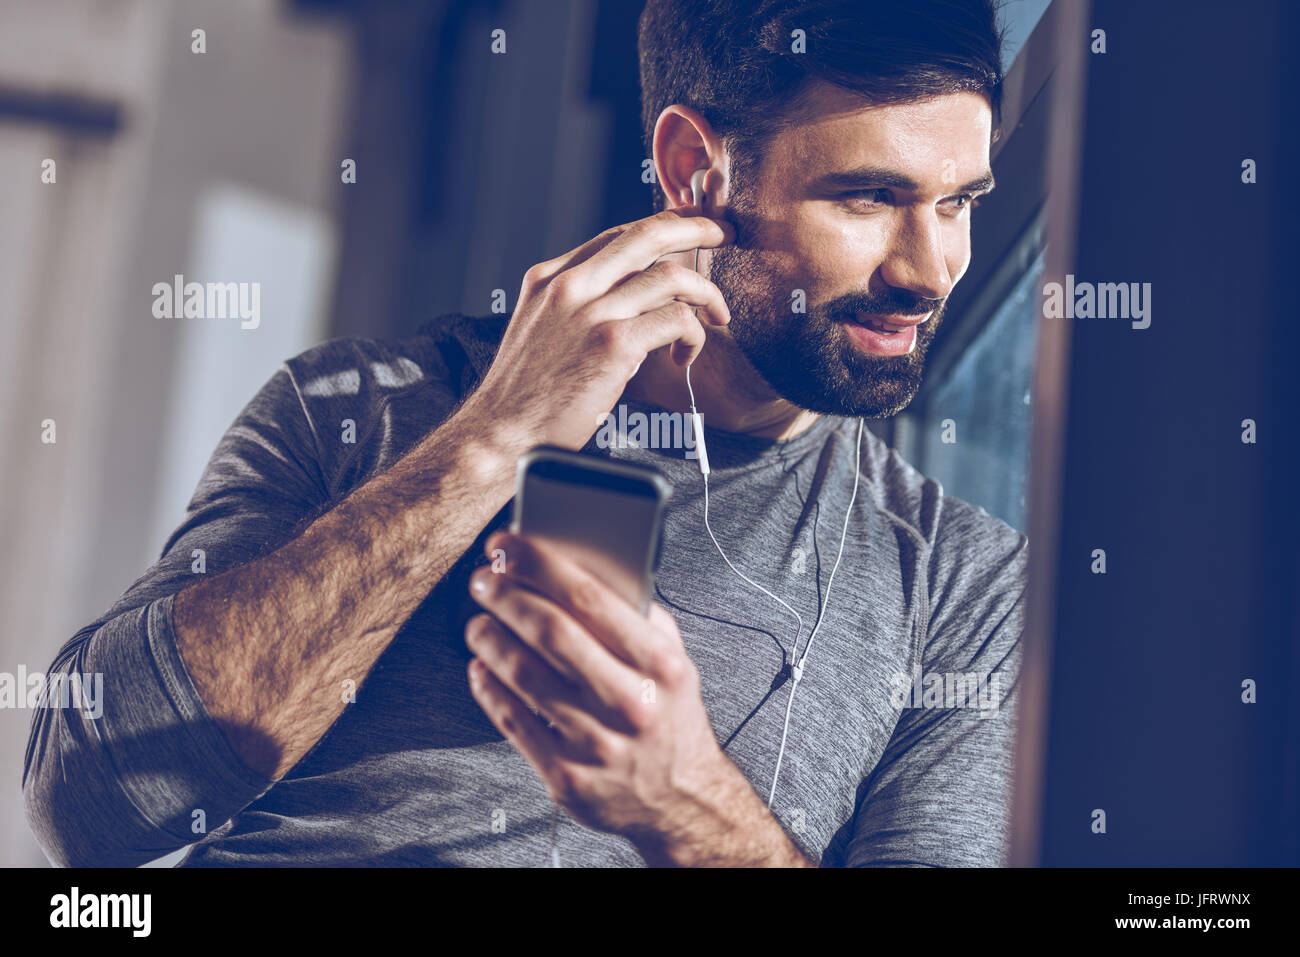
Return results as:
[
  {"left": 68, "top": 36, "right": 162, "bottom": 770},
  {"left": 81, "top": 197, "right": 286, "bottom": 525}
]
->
[
  {"left": 633, "top": 758, "right": 814, "bottom": 867},
  {"left": 172, "top": 401, "right": 524, "bottom": 780}
]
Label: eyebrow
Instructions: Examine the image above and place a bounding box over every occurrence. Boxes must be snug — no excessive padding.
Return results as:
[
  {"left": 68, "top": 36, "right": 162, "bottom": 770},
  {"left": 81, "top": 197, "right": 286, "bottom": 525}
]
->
[{"left": 812, "top": 166, "right": 996, "bottom": 195}]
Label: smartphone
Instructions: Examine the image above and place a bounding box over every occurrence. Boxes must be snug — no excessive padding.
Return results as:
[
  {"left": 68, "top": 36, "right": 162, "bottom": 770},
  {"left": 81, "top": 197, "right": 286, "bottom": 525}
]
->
[{"left": 511, "top": 447, "right": 672, "bottom": 616}]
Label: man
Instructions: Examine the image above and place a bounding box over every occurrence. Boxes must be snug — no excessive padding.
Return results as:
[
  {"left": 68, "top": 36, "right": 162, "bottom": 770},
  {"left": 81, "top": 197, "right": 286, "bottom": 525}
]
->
[{"left": 24, "top": 0, "right": 1026, "bottom": 867}]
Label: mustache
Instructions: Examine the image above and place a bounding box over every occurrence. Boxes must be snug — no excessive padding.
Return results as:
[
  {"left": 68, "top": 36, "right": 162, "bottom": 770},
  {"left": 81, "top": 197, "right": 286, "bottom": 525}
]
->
[{"left": 824, "top": 290, "right": 944, "bottom": 319}]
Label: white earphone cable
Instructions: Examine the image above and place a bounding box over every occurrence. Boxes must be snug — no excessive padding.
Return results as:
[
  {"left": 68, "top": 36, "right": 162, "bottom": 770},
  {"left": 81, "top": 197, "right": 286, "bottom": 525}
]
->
[
  {"left": 764, "top": 415, "right": 863, "bottom": 806},
  {"left": 689, "top": 367, "right": 807, "bottom": 652},
  {"left": 687, "top": 363, "right": 865, "bottom": 808}
]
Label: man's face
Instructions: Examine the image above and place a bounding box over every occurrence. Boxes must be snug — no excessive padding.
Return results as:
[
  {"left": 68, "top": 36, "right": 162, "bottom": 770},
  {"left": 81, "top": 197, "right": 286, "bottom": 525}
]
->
[{"left": 709, "top": 84, "right": 994, "bottom": 418}]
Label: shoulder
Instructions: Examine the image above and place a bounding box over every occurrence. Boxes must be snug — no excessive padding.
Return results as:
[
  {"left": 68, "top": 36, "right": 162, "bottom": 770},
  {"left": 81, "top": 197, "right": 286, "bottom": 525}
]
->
[
  {"left": 853, "top": 427, "right": 1028, "bottom": 637},
  {"left": 282, "top": 333, "right": 436, "bottom": 409},
  {"left": 279, "top": 313, "right": 508, "bottom": 425},
  {"left": 282, "top": 326, "right": 450, "bottom": 402},
  {"left": 259, "top": 317, "right": 502, "bottom": 496},
  {"left": 926, "top": 489, "right": 1028, "bottom": 629},
  {"left": 857, "top": 425, "right": 1026, "bottom": 565}
]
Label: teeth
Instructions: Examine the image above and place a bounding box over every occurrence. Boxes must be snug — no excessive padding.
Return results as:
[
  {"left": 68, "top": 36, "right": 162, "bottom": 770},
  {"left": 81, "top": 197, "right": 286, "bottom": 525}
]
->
[{"left": 857, "top": 315, "right": 908, "bottom": 334}]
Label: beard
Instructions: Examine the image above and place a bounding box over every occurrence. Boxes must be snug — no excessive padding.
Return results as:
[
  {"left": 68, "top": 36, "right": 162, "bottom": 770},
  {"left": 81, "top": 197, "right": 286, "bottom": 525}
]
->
[{"left": 708, "top": 208, "right": 946, "bottom": 419}]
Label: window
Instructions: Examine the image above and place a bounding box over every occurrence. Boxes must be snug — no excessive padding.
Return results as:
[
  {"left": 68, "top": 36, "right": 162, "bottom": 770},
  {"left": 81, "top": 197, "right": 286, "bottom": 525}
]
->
[{"left": 895, "top": 217, "right": 1045, "bottom": 531}]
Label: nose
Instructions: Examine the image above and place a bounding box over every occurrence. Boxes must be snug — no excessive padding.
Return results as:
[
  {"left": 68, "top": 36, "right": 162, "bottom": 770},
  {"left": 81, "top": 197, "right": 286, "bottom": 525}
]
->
[{"left": 877, "top": 207, "right": 954, "bottom": 303}]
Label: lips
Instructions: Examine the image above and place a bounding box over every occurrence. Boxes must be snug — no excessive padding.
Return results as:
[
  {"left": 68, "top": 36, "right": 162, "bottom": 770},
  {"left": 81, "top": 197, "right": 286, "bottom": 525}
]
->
[
  {"left": 853, "top": 313, "right": 927, "bottom": 335},
  {"left": 842, "top": 317, "right": 917, "bottom": 356}
]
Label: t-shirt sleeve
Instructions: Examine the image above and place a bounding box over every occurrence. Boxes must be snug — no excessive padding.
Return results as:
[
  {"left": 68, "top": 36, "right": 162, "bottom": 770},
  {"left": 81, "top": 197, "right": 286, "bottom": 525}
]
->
[
  {"left": 22, "top": 362, "right": 333, "bottom": 867},
  {"left": 843, "top": 500, "right": 1029, "bottom": 867}
]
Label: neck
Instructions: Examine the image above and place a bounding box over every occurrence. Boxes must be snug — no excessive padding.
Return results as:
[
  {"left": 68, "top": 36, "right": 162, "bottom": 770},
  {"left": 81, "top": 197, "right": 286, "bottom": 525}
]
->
[{"left": 624, "top": 327, "right": 821, "bottom": 441}]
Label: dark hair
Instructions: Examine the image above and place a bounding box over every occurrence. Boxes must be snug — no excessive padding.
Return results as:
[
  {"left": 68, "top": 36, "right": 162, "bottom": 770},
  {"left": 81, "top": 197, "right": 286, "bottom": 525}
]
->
[{"left": 637, "top": 0, "right": 1006, "bottom": 210}]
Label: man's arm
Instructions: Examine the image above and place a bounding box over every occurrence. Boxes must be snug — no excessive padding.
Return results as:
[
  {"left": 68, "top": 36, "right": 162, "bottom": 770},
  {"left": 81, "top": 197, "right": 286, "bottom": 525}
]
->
[
  {"left": 20, "top": 365, "right": 527, "bottom": 865},
  {"left": 172, "top": 207, "right": 733, "bottom": 781},
  {"left": 24, "top": 208, "right": 734, "bottom": 866},
  {"left": 169, "top": 406, "right": 520, "bottom": 779}
]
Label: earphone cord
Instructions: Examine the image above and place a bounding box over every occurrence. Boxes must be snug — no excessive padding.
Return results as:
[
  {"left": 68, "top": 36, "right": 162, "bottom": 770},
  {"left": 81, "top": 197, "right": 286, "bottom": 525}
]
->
[
  {"left": 766, "top": 415, "right": 863, "bottom": 806},
  {"left": 688, "top": 366, "right": 807, "bottom": 654},
  {"left": 687, "top": 362, "right": 866, "bottom": 808}
]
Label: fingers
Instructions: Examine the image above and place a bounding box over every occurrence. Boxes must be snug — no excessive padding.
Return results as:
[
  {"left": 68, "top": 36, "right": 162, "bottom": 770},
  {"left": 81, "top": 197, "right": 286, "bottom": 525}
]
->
[
  {"left": 537, "top": 211, "right": 732, "bottom": 314},
  {"left": 482, "top": 532, "right": 681, "bottom": 684},
  {"left": 578, "top": 209, "right": 734, "bottom": 296},
  {"left": 469, "top": 565, "right": 644, "bottom": 729},
  {"left": 528, "top": 207, "right": 730, "bottom": 288},
  {"left": 466, "top": 656, "right": 569, "bottom": 774},
  {"left": 526, "top": 223, "right": 627, "bottom": 287},
  {"left": 516, "top": 210, "right": 733, "bottom": 375},
  {"left": 620, "top": 301, "right": 708, "bottom": 368},
  {"left": 465, "top": 614, "right": 608, "bottom": 752},
  {"left": 584, "top": 259, "right": 731, "bottom": 329}
]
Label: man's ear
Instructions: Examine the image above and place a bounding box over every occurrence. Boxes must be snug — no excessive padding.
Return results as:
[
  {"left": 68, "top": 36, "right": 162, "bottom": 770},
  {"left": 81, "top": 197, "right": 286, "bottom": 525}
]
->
[{"left": 651, "top": 105, "right": 730, "bottom": 212}]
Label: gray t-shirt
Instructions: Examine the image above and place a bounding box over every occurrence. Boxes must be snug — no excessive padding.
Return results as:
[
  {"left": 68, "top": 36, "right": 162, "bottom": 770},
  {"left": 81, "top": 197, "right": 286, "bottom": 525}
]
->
[{"left": 23, "top": 312, "right": 1028, "bottom": 867}]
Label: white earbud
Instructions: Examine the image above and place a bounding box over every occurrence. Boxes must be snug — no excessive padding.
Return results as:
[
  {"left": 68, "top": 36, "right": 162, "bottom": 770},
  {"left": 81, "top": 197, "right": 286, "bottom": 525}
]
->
[{"left": 690, "top": 169, "right": 707, "bottom": 208}]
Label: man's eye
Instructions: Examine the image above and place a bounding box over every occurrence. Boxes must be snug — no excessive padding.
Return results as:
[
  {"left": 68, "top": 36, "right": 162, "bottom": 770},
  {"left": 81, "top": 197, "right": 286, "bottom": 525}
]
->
[
  {"left": 842, "top": 188, "right": 891, "bottom": 208},
  {"left": 947, "top": 193, "right": 980, "bottom": 211}
]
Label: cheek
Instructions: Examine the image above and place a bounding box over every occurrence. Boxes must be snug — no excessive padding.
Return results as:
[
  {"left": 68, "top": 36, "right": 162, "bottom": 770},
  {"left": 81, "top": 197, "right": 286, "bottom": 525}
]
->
[{"left": 781, "top": 212, "right": 886, "bottom": 295}]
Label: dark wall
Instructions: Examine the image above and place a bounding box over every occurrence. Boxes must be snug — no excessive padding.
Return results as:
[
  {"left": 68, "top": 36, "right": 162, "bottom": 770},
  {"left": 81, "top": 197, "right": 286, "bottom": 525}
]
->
[{"left": 1039, "top": 0, "right": 1299, "bottom": 866}]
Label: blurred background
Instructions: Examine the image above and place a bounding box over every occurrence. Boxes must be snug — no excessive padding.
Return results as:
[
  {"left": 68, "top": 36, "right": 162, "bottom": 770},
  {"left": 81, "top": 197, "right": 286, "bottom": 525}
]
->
[{"left": 0, "top": 0, "right": 1294, "bottom": 870}]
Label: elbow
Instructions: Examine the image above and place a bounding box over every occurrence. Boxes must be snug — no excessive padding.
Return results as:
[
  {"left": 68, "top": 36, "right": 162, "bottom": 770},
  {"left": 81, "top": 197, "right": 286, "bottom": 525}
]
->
[
  {"left": 22, "top": 725, "right": 112, "bottom": 868},
  {"left": 22, "top": 710, "right": 170, "bottom": 869},
  {"left": 23, "top": 738, "right": 91, "bottom": 868}
]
